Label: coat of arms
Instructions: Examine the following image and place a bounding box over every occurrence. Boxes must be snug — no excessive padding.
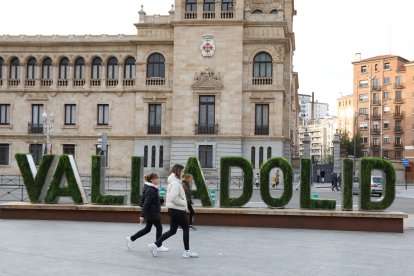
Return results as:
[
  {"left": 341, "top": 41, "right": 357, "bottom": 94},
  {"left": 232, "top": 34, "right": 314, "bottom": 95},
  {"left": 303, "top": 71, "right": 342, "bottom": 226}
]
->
[{"left": 200, "top": 35, "right": 216, "bottom": 57}]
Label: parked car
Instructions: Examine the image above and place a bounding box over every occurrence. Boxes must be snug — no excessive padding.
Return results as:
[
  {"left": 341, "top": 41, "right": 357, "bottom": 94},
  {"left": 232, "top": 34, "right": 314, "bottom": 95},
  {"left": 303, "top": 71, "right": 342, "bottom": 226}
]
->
[{"left": 352, "top": 176, "right": 383, "bottom": 196}]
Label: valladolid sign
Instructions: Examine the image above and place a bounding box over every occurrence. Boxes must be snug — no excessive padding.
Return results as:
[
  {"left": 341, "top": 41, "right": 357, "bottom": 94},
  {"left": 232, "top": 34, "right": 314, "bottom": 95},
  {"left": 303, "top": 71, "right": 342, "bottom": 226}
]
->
[{"left": 15, "top": 154, "right": 396, "bottom": 211}]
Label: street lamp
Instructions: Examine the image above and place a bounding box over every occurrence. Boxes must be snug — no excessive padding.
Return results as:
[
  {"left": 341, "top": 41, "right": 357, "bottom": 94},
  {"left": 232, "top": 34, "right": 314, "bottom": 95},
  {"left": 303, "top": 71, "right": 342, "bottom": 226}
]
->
[{"left": 42, "top": 112, "right": 55, "bottom": 155}]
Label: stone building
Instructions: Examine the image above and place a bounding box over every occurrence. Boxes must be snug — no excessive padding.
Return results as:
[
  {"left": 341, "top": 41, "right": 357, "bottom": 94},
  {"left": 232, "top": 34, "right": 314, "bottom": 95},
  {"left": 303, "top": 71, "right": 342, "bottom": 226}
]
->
[{"left": 0, "top": 0, "right": 299, "bottom": 177}]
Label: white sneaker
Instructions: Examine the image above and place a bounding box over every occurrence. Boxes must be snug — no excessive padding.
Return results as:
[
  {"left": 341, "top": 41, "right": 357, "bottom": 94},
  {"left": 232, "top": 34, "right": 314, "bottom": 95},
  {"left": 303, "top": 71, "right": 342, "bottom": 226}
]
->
[
  {"left": 156, "top": 245, "right": 170, "bottom": 252},
  {"left": 182, "top": 250, "right": 199, "bottom": 258},
  {"left": 148, "top": 243, "right": 159, "bottom": 257},
  {"left": 125, "top": 237, "right": 133, "bottom": 251}
]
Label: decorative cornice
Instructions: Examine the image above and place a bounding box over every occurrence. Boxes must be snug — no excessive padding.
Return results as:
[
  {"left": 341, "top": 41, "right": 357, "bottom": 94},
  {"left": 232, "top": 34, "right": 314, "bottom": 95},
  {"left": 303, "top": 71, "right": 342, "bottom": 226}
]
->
[{"left": 191, "top": 68, "right": 223, "bottom": 90}]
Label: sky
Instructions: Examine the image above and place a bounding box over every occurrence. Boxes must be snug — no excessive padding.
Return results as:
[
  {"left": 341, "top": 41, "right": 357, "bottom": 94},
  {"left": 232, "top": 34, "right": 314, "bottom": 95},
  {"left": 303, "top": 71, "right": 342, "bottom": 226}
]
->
[{"left": 0, "top": 0, "right": 413, "bottom": 115}]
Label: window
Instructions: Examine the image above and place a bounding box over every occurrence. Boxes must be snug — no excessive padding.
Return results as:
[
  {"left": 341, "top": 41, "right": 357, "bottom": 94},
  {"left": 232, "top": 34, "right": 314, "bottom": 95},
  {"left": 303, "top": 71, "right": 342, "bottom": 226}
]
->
[
  {"left": 395, "top": 137, "right": 402, "bottom": 145},
  {"left": 359, "top": 108, "right": 368, "bottom": 115},
  {"left": 42, "top": 58, "right": 52, "bottom": 79},
  {"left": 359, "top": 94, "right": 368, "bottom": 102},
  {"left": 204, "top": 0, "right": 215, "bottom": 14},
  {"left": 124, "top": 57, "right": 136, "bottom": 79},
  {"left": 252, "top": 9, "right": 263, "bottom": 14},
  {"left": 384, "top": 77, "right": 390, "bottom": 85},
  {"left": 373, "top": 138, "right": 380, "bottom": 146},
  {"left": 144, "top": 146, "right": 148, "bottom": 167},
  {"left": 270, "top": 9, "right": 278, "bottom": 14},
  {"left": 259, "top": 147, "right": 264, "bottom": 167},
  {"left": 151, "top": 146, "right": 156, "bottom": 168},
  {"left": 383, "top": 91, "right": 390, "bottom": 99},
  {"left": 107, "top": 57, "right": 119, "bottom": 80},
  {"left": 360, "top": 137, "right": 368, "bottom": 144},
  {"left": 97, "top": 104, "right": 109, "bottom": 125},
  {"left": 251, "top": 147, "right": 256, "bottom": 169},
  {"left": 375, "top": 64, "right": 378, "bottom": 71},
  {"left": 95, "top": 145, "right": 109, "bottom": 167},
  {"left": 26, "top": 57, "right": 36, "bottom": 79},
  {"left": 159, "top": 146, "right": 164, "bottom": 168},
  {"left": 10, "top": 58, "right": 20, "bottom": 79},
  {"left": 383, "top": 136, "right": 390, "bottom": 144},
  {"left": 395, "top": 91, "right": 402, "bottom": 101},
  {"left": 198, "top": 96, "right": 215, "bottom": 134},
  {"left": 384, "top": 63, "right": 390, "bottom": 70},
  {"left": 384, "top": 106, "right": 390, "bottom": 113},
  {"left": 361, "top": 66, "right": 367, "bottom": 73},
  {"left": 359, "top": 80, "right": 368, "bottom": 88},
  {"left": 395, "top": 76, "right": 402, "bottom": 86},
  {"left": 63, "top": 144, "right": 76, "bottom": 158},
  {"left": 267, "top": 147, "right": 272, "bottom": 159},
  {"left": 31, "top": 104, "right": 44, "bottom": 131},
  {"left": 198, "top": 145, "right": 213, "bottom": 168},
  {"left": 59, "top": 58, "right": 69, "bottom": 79},
  {"left": 148, "top": 104, "right": 161, "bottom": 134},
  {"left": 74, "top": 58, "right": 85, "bottom": 80},
  {"left": 373, "top": 79, "right": 380, "bottom": 89},
  {"left": 359, "top": 122, "right": 368, "bottom": 130},
  {"left": 0, "top": 144, "right": 9, "bottom": 165},
  {"left": 29, "top": 144, "right": 43, "bottom": 166},
  {"left": 64, "top": 104, "right": 76, "bottom": 125},
  {"left": 222, "top": 0, "right": 233, "bottom": 12},
  {"left": 253, "top": 52, "right": 272, "bottom": 78},
  {"left": 92, "top": 57, "right": 103, "bottom": 79},
  {"left": 147, "top": 53, "right": 165, "bottom": 78},
  {"left": 255, "top": 104, "right": 269, "bottom": 135},
  {"left": 373, "top": 107, "right": 379, "bottom": 116},
  {"left": 383, "top": 121, "right": 389, "bottom": 129},
  {"left": 186, "top": 0, "right": 197, "bottom": 11},
  {"left": 0, "top": 57, "right": 3, "bottom": 79},
  {"left": 0, "top": 104, "right": 10, "bottom": 125}
]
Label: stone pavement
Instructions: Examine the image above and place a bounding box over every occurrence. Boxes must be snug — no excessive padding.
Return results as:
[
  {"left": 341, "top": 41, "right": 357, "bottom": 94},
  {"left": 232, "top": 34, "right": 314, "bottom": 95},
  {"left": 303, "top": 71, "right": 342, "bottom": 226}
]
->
[{"left": 0, "top": 219, "right": 413, "bottom": 276}]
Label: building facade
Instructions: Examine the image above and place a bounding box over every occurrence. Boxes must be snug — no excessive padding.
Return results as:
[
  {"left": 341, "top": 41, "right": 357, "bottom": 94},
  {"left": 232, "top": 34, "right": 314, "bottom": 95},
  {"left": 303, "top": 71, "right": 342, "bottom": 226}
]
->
[
  {"left": 337, "top": 94, "right": 354, "bottom": 136},
  {"left": 0, "top": 0, "right": 299, "bottom": 177},
  {"left": 352, "top": 54, "right": 412, "bottom": 160},
  {"left": 298, "top": 93, "right": 329, "bottom": 121}
]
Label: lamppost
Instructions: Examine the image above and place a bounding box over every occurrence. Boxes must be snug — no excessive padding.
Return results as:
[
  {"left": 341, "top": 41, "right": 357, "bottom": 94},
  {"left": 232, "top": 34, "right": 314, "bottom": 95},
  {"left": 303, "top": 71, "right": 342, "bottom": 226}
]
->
[{"left": 42, "top": 112, "right": 55, "bottom": 155}]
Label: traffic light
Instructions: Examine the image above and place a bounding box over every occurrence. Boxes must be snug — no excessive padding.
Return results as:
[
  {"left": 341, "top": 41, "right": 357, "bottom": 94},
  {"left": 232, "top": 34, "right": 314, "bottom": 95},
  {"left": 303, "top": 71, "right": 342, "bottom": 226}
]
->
[{"left": 97, "top": 132, "right": 107, "bottom": 156}]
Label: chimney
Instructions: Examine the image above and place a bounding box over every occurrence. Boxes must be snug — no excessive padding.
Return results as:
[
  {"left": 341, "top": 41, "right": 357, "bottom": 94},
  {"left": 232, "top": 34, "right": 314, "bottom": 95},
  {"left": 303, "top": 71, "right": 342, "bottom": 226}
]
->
[{"left": 354, "top": 53, "right": 362, "bottom": 62}]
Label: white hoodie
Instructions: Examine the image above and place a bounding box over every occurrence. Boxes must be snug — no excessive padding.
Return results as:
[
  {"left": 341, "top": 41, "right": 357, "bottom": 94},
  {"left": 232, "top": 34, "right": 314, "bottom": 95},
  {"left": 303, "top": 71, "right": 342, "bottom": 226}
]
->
[{"left": 165, "top": 173, "right": 188, "bottom": 211}]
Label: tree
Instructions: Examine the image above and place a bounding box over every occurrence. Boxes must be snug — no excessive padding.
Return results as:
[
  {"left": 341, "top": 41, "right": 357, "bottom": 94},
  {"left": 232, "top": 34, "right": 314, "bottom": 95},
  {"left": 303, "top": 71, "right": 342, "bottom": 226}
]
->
[{"left": 339, "top": 130, "right": 364, "bottom": 158}]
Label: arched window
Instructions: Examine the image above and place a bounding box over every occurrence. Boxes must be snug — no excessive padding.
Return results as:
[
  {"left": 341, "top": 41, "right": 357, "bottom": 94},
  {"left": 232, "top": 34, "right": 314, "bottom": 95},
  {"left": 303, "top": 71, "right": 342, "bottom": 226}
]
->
[
  {"left": 124, "top": 57, "right": 136, "bottom": 79},
  {"left": 107, "top": 57, "right": 118, "bottom": 80},
  {"left": 42, "top": 58, "right": 52, "bottom": 79},
  {"left": 144, "top": 146, "right": 148, "bottom": 167},
  {"left": 151, "top": 146, "right": 156, "bottom": 167},
  {"left": 159, "top": 146, "right": 164, "bottom": 168},
  {"left": 0, "top": 57, "right": 4, "bottom": 79},
  {"left": 259, "top": 147, "right": 264, "bottom": 167},
  {"left": 147, "top": 53, "right": 165, "bottom": 78},
  {"left": 253, "top": 52, "right": 272, "bottom": 78},
  {"left": 26, "top": 58, "right": 37, "bottom": 80},
  {"left": 10, "top": 58, "right": 20, "bottom": 79},
  {"left": 252, "top": 9, "right": 263, "bottom": 14},
  {"left": 270, "top": 9, "right": 278, "bottom": 14},
  {"left": 251, "top": 147, "right": 256, "bottom": 169},
  {"left": 59, "top": 57, "right": 69, "bottom": 79},
  {"left": 186, "top": 0, "right": 197, "bottom": 11},
  {"left": 92, "top": 57, "right": 102, "bottom": 79},
  {"left": 74, "top": 58, "right": 85, "bottom": 79},
  {"left": 267, "top": 147, "right": 272, "bottom": 159}
]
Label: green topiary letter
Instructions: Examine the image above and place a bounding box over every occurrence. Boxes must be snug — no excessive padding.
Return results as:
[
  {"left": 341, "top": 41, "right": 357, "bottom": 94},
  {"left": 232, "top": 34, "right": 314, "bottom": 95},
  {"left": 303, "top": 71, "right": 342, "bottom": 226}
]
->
[
  {"left": 184, "top": 157, "right": 212, "bottom": 207},
  {"left": 130, "top": 156, "right": 143, "bottom": 205},
  {"left": 259, "top": 157, "right": 293, "bottom": 208},
  {"left": 220, "top": 157, "right": 253, "bottom": 207},
  {"left": 300, "top": 158, "right": 336, "bottom": 210},
  {"left": 15, "top": 154, "right": 56, "bottom": 203},
  {"left": 359, "top": 158, "right": 395, "bottom": 211},
  {"left": 341, "top": 158, "right": 353, "bottom": 211},
  {"left": 44, "top": 154, "right": 88, "bottom": 204}
]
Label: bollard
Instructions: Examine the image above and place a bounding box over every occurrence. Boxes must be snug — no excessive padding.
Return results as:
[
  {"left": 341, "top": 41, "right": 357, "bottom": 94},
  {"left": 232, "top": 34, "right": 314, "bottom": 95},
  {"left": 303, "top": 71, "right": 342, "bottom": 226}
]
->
[{"left": 210, "top": 189, "right": 216, "bottom": 207}]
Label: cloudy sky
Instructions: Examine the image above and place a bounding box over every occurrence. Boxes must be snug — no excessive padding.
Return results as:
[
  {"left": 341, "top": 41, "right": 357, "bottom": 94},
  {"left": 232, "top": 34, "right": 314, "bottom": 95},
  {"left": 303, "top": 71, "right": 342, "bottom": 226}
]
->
[{"left": 1, "top": 0, "right": 412, "bottom": 114}]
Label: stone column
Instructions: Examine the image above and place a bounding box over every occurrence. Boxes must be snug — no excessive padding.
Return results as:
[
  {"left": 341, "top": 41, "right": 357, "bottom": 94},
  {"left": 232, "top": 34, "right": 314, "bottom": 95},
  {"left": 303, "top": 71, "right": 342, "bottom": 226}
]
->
[
  {"left": 117, "top": 63, "right": 124, "bottom": 89},
  {"left": 333, "top": 129, "right": 341, "bottom": 174},
  {"left": 303, "top": 131, "right": 310, "bottom": 158}
]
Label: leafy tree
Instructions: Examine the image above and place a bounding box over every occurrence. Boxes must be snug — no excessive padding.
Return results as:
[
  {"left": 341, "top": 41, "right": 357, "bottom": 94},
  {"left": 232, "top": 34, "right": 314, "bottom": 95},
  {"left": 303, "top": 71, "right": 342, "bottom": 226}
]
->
[{"left": 339, "top": 130, "right": 364, "bottom": 158}]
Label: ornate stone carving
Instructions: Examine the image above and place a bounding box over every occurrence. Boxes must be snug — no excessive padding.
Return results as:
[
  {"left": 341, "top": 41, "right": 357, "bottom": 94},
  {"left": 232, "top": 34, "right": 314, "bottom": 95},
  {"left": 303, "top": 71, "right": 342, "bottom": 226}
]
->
[
  {"left": 191, "top": 68, "right": 223, "bottom": 90},
  {"left": 274, "top": 44, "right": 286, "bottom": 60},
  {"left": 200, "top": 34, "right": 216, "bottom": 57}
]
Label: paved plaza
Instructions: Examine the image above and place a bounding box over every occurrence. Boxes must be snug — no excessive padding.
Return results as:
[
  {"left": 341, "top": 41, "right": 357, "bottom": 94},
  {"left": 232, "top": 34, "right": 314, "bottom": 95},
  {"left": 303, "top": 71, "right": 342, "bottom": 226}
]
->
[{"left": 0, "top": 218, "right": 413, "bottom": 276}]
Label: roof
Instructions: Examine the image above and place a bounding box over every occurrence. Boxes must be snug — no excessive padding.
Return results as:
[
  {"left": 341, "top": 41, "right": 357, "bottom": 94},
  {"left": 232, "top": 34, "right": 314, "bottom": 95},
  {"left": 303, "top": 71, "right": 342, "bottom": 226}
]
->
[{"left": 355, "top": 55, "right": 409, "bottom": 63}]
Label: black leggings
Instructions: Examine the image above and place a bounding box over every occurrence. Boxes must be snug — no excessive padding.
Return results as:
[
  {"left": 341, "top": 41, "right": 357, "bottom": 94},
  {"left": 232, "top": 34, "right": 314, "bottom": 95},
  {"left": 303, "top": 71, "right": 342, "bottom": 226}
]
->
[
  {"left": 130, "top": 219, "right": 162, "bottom": 241},
  {"left": 188, "top": 203, "right": 195, "bottom": 225},
  {"left": 155, "top": 208, "right": 189, "bottom": 250}
]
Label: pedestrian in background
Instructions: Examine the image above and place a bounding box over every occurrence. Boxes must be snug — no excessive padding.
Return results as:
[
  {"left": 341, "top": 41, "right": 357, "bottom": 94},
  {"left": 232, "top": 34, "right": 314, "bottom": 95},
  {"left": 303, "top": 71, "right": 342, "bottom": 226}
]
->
[
  {"left": 255, "top": 172, "right": 260, "bottom": 188},
  {"left": 320, "top": 169, "right": 326, "bottom": 183},
  {"left": 316, "top": 168, "right": 321, "bottom": 183},
  {"left": 331, "top": 172, "right": 339, "bottom": 191},
  {"left": 182, "top": 173, "right": 196, "bottom": 231},
  {"left": 126, "top": 173, "right": 169, "bottom": 253},
  {"left": 272, "top": 170, "right": 280, "bottom": 188}
]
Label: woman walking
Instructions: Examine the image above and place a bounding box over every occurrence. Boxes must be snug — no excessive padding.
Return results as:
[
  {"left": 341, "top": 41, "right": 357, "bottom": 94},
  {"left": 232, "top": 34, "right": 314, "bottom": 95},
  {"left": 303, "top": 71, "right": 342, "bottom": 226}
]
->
[
  {"left": 126, "top": 173, "right": 169, "bottom": 252},
  {"left": 148, "top": 164, "right": 198, "bottom": 258},
  {"left": 182, "top": 173, "right": 196, "bottom": 230}
]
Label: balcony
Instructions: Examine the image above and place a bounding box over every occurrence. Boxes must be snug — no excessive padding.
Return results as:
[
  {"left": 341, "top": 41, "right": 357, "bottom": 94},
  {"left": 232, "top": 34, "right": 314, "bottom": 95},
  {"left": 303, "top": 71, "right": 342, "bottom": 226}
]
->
[
  {"left": 394, "top": 111, "right": 404, "bottom": 119},
  {"left": 147, "top": 125, "right": 161, "bottom": 135},
  {"left": 57, "top": 79, "right": 68, "bottom": 87},
  {"left": 221, "top": 11, "right": 234, "bottom": 18},
  {"left": 372, "top": 85, "right": 381, "bottom": 91},
  {"left": 372, "top": 144, "right": 380, "bottom": 149},
  {"left": 90, "top": 79, "right": 101, "bottom": 87},
  {"left": 372, "top": 98, "right": 381, "bottom": 105},
  {"left": 252, "top": 77, "right": 273, "bottom": 85},
  {"left": 394, "top": 126, "right": 403, "bottom": 134},
  {"left": 372, "top": 128, "right": 381, "bottom": 135},
  {"left": 123, "top": 79, "right": 135, "bottom": 86},
  {"left": 394, "top": 83, "right": 404, "bottom": 89},
  {"left": 41, "top": 79, "right": 53, "bottom": 87},
  {"left": 394, "top": 143, "right": 403, "bottom": 149},
  {"left": 394, "top": 98, "right": 404, "bottom": 104},
  {"left": 146, "top": 77, "right": 165, "bottom": 86},
  {"left": 106, "top": 79, "right": 118, "bottom": 87},
  {"left": 195, "top": 124, "right": 218, "bottom": 135},
  {"left": 25, "top": 79, "right": 36, "bottom": 87},
  {"left": 73, "top": 79, "right": 85, "bottom": 87},
  {"left": 203, "top": 11, "right": 215, "bottom": 19},
  {"left": 254, "top": 126, "right": 269, "bottom": 136},
  {"left": 28, "top": 123, "right": 43, "bottom": 134},
  {"left": 8, "top": 79, "right": 20, "bottom": 86},
  {"left": 184, "top": 11, "right": 197, "bottom": 19},
  {"left": 371, "top": 114, "right": 381, "bottom": 120}
]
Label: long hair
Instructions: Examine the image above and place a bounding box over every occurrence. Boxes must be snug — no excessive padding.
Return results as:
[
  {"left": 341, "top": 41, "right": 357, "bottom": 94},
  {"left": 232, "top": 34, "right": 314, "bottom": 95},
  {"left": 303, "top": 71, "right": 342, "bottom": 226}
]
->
[
  {"left": 182, "top": 173, "right": 193, "bottom": 185},
  {"left": 144, "top": 172, "right": 159, "bottom": 183},
  {"left": 171, "top": 164, "right": 184, "bottom": 178}
]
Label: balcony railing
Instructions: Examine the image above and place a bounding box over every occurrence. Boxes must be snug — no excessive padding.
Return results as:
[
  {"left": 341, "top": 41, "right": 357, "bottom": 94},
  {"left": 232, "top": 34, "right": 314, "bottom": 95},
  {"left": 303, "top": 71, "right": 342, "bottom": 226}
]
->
[
  {"left": 106, "top": 79, "right": 118, "bottom": 86},
  {"left": 90, "top": 79, "right": 101, "bottom": 87},
  {"left": 394, "top": 98, "right": 404, "bottom": 104},
  {"left": 57, "top": 79, "right": 68, "bottom": 86},
  {"left": 28, "top": 123, "right": 43, "bottom": 134},
  {"left": 25, "top": 79, "right": 36, "bottom": 86},
  {"left": 372, "top": 144, "right": 380, "bottom": 149},
  {"left": 221, "top": 11, "right": 234, "bottom": 18},
  {"left": 123, "top": 79, "right": 135, "bottom": 86},
  {"left": 372, "top": 85, "right": 381, "bottom": 91},
  {"left": 394, "top": 143, "right": 403, "bottom": 148},
  {"left": 74, "top": 79, "right": 85, "bottom": 86},
  {"left": 184, "top": 11, "right": 197, "bottom": 19},
  {"left": 195, "top": 124, "right": 218, "bottom": 135},
  {"left": 252, "top": 77, "right": 273, "bottom": 85},
  {"left": 8, "top": 79, "right": 20, "bottom": 86},
  {"left": 394, "top": 83, "right": 404, "bottom": 89},
  {"left": 371, "top": 114, "right": 381, "bottom": 120},
  {"left": 372, "top": 128, "right": 381, "bottom": 135},
  {"left": 148, "top": 125, "right": 161, "bottom": 135},
  {"left": 394, "top": 111, "right": 404, "bottom": 119},
  {"left": 372, "top": 99, "right": 381, "bottom": 105},
  {"left": 146, "top": 77, "right": 165, "bottom": 86},
  {"left": 394, "top": 126, "right": 403, "bottom": 134},
  {"left": 255, "top": 126, "right": 269, "bottom": 135},
  {"left": 203, "top": 11, "right": 215, "bottom": 19},
  {"left": 41, "top": 79, "right": 53, "bottom": 86}
]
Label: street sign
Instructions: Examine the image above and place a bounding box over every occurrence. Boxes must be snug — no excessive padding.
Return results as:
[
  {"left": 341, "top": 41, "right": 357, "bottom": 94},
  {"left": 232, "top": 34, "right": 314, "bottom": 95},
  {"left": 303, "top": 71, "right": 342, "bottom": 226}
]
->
[{"left": 402, "top": 159, "right": 410, "bottom": 167}]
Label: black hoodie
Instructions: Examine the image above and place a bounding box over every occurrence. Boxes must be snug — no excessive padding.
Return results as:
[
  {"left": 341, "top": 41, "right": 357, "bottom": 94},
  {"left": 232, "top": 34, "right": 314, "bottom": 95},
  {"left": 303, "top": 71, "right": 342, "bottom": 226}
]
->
[{"left": 141, "top": 184, "right": 161, "bottom": 221}]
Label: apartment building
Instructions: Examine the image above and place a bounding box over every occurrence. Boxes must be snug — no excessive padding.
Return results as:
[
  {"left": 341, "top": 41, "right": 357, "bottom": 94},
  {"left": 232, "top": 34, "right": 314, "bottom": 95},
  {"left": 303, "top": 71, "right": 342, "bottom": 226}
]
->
[{"left": 337, "top": 94, "right": 354, "bottom": 136}]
